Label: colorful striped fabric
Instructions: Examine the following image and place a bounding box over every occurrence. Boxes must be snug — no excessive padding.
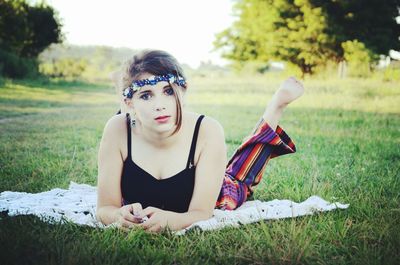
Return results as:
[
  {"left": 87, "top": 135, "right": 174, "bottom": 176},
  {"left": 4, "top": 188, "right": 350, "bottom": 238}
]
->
[{"left": 215, "top": 118, "right": 296, "bottom": 210}]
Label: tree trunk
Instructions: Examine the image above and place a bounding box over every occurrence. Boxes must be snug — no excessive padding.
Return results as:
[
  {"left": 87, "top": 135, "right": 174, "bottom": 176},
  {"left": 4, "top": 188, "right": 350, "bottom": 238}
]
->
[{"left": 338, "top": 60, "right": 347, "bottom": 78}]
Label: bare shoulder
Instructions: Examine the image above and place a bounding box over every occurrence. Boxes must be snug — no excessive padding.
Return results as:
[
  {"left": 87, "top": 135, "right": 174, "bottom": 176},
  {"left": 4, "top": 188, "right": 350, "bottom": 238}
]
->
[
  {"left": 101, "top": 114, "right": 128, "bottom": 145},
  {"left": 103, "top": 114, "right": 127, "bottom": 133},
  {"left": 184, "top": 112, "right": 225, "bottom": 146},
  {"left": 199, "top": 115, "right": 225, "bottom": 138}
]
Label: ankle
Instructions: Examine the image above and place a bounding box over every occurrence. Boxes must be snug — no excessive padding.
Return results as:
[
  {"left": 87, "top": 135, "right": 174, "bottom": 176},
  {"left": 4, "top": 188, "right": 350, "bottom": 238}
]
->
[
  {"left": 262, "top": 102, "right": 284, "bottom": 125},
  {"left": 269, "top": 96, "right": 288, "bottom": 111}
]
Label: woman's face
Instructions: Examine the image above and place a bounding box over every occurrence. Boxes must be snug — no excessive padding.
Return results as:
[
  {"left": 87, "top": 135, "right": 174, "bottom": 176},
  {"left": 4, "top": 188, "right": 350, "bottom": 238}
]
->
[{"left": 129, "top": 72, "right": 183, "bottom": 133}]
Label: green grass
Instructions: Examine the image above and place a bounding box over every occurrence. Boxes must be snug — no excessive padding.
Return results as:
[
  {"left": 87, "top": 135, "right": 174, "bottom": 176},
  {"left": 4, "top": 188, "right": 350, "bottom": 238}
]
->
[{"left": 0, "top": 75, "right": 399, "bottom": 264}]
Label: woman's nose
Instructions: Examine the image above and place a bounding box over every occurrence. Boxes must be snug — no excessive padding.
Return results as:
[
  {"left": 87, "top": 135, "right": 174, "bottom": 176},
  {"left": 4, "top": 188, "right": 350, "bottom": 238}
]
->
[
  {"left": 155, "top": 106, "right": 166, "bottom": 111},
  {"left": 153, "top": 99, "right": 166, "bottom": 111}
]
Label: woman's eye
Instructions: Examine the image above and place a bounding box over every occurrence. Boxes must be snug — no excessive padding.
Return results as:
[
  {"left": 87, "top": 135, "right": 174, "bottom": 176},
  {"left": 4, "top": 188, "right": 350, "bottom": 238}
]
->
[
  {"left": 165, "top": 87, "right": 174, "bottom": 95},
  {"left": 140, "top": 93, "right": 151, "bottom": 100}
]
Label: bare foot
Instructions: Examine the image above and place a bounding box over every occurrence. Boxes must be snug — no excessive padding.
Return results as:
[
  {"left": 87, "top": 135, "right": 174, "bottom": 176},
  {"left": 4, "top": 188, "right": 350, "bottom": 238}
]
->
[
  {"left": 261, "top": 77, "right": 304, "bottom": 128},
  {"left": 273, "top": 76, "right": 304, "bottom": 108}
]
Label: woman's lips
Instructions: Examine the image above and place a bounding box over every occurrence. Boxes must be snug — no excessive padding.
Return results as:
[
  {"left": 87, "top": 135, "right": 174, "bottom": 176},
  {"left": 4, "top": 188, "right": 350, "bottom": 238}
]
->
[{"left": 155, "top": 116, "right": 170, "bottom": 123}]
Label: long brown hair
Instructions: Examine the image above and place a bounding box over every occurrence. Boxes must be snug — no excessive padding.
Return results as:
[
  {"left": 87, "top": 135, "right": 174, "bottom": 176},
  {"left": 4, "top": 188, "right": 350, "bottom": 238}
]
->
[{"left": 117, "top": 50, "right": 188, "bottom": 135}]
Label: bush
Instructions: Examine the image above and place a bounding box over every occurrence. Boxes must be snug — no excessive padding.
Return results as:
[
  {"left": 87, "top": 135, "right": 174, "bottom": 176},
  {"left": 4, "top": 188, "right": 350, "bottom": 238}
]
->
[
  {"left": 372, "top": 63, "right": 400, "bottom": 82},
  {"left": 341, "top": 40, "right": 374, "bottom": 78},
  {"left": 39, "top": 58, "right": 87, "bottom": 80},
  {"left": 0, "top": 49, "right": 39, "bottom": 78}
]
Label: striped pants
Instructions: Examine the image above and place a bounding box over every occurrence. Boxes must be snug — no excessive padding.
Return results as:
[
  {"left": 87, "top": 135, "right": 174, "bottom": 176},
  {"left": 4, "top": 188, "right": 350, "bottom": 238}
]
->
[{"left": 215, "top": 118, "right": 296, "bottom": 210}]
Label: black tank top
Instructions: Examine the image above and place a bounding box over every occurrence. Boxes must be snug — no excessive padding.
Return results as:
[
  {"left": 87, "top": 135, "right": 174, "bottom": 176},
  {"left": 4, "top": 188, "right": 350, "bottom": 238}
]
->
[{"left": 121, "top": 113, "right": 205, "bottom": 213}]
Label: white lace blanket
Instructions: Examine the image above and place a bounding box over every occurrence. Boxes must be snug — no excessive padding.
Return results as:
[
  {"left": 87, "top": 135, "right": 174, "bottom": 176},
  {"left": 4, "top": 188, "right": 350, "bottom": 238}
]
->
[{"left": 0, "top": 182, "right": 349, "bottom": 235}]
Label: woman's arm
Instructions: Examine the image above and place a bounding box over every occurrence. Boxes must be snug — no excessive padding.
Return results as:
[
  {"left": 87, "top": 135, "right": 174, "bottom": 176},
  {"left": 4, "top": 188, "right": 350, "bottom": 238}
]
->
[
  {"left": 184, "top": 116, "right": 227, "bottom": 224},
  {"left": 96, "top": 115, "right": 129, "bottom": 225}
]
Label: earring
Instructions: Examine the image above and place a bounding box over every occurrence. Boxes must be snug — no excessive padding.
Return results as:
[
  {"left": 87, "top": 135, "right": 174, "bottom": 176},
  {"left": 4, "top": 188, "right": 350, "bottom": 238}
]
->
[{"left": 131, "top": 112, "right": 136, "bottom": 127}]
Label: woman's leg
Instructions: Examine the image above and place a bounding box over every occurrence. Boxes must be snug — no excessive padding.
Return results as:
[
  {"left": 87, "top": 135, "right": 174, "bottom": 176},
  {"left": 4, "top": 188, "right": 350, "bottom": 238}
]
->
[
  {"left": 215, "top": 77, "right": 304, "bottom": 210},
  {"left": 261, "top": 77, "right": 305, "bottom": 130}
]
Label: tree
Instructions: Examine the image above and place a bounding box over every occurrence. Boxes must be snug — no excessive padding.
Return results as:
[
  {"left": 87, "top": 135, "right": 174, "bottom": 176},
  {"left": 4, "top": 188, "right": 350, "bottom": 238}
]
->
[
  {"left": 214, "top": 0, "right": 400, "bottom": 75},
  {"left": 342, "top": 40, "right": 373, "bottom": 77},
  {"left": 312, "top": 0, "right": 400, "bottom": 59},
  {"left": 0, "top": 0, "right": 63, "bottom": 78},
  {"left": 39, "top": 58, "right": 87, "bottom": 79}
]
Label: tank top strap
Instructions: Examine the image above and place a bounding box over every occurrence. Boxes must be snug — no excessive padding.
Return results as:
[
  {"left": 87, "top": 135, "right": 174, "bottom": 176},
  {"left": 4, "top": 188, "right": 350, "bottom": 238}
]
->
[
  {"left": 186, "top": 115, "right": 205, "bottom": 169},
  {"left": 126, "top": 113, "right": 132, "bottom": 159}
]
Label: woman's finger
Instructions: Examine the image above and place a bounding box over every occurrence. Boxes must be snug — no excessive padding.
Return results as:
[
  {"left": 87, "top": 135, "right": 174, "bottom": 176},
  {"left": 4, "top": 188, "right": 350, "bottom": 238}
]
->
[
  {"left": 122, "top": 209, "right": 137, "bottom": 223},
  {"left": 140, "top": 220, "right": 151, "bottom": 230},
  {"left": 140, "top": 215, "right": 157, "bottom": 230},
  {"left": 130, "top": 203, "right": 147, "bottom": 223},
  {"left": 147, "top": 223, "right": 161, "bottom": 233},
  {"left": 131, "top": 203, "right": 143, "bottom": 216},
  {"left": 140, "top": 206, "right": 156, "bottom": 218},
  {"left": 122, "top": 219, "right": 141, "bottom": 229}
]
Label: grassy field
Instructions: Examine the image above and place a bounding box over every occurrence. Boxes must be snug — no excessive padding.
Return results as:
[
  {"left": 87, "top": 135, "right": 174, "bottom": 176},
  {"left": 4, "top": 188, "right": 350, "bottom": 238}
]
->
[{"left": 0, "top": 75, "right": 399, "bottom": 264}]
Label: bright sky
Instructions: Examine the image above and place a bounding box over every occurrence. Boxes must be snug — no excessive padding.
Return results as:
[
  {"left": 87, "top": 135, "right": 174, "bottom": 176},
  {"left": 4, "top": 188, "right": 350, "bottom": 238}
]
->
[{"left": 46, "top": 0, "right": 236, "bottom": 68}]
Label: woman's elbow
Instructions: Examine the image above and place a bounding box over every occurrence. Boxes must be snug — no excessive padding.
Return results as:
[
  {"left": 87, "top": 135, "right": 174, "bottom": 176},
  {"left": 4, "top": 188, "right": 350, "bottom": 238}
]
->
[
  {"left": 95, "top": 207, "right": 103, "bottom": 223},
  {"left": 201, "top": 209, "right": 214, "bottom": 220}
]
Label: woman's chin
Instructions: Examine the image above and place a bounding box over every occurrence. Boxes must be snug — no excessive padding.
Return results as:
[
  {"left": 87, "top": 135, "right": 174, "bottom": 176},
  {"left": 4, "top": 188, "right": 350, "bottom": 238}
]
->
[{"left": 153, "top": 122, "right": 176, "bottom": 133}]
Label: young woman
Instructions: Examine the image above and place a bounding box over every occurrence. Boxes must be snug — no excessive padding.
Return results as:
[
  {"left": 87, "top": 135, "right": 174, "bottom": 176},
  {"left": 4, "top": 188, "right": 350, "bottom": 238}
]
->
[{"left": 96, "top": 50, "right": 304, "bottom": 233}]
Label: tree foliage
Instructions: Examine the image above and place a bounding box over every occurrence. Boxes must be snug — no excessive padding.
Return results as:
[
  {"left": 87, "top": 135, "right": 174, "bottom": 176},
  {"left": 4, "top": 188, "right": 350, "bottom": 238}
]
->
[
  {"left": 0, "top": 0, "right": 63, "bottom": 78},
  {"left": 38, "top": 44, "right": 140, "bottom": 82},
  {"left": 342, "top": 40, "right": 373, "bottom": 77},
  {"left": 313, "top": 0, "right": 400, "bottom": 58},
  {"left": 214, "top": 0, "right": 400, "bottom": 74},
  {"left": 39, "top": 58, "right": 87, "bottom": 79}
]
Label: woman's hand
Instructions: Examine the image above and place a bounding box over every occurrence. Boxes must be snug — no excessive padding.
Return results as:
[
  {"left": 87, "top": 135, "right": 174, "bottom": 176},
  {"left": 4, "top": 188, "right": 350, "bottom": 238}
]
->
[
  {"left": 114, "top": 202, "right": 145, "bottom": 231},
  {"left": 138, "top": 207, "right": 180, "bottom": 233}
]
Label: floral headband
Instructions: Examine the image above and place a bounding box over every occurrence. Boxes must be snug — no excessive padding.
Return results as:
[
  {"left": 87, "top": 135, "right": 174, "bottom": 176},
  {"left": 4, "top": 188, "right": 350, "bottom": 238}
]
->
[{"left": 122, "top": 73, "right": 186, "bottom": 99}]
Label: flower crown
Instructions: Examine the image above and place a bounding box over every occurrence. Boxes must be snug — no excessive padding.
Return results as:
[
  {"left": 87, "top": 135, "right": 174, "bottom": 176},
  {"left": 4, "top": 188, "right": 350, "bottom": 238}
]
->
[{"left": 122, "top": 73, "right": 186, "bottom": 99}]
